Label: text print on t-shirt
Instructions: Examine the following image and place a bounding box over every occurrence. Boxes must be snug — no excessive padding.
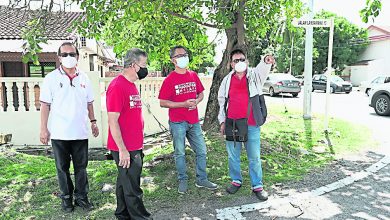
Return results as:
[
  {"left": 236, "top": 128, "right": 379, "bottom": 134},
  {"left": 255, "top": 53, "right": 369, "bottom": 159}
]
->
[
  {"left": 175, "top": 82, "right": 196, "bottom": 95},
  {"left": 129, "top": 95, "right": 142, "bottom": 109}
]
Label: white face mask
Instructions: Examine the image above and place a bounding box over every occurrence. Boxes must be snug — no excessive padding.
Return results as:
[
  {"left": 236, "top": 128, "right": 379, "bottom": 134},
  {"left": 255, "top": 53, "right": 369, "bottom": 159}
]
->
[
  {"left": 61, "top": 56, "right": 78, "bottom": 69},
  {"left": 176, "top": 56, "right": 189, "bottom": 69},
  {"left": 234, "top": 61, "right": 247, "bottom": 72}
]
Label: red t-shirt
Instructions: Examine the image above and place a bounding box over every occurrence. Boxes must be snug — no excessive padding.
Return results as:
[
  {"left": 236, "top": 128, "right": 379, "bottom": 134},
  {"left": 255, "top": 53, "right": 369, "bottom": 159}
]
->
[
  {"left": 106, "top": 75, "right": 144, "bottom": 152},
  {"left": 158, "top": 70, "right": 205, "bottom": 124},
  {"left": 227, "top": 74, "right": 256, "bottom": 126}
]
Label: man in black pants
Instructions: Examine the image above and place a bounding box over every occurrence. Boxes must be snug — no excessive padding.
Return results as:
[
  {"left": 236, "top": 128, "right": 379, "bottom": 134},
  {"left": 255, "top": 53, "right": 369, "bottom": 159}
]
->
[
  {"left": 39, "top": 42, "right": 99, "bottom": 212},
  {"left": 106, "top": 48, "right": 152, "bottom": 219}
]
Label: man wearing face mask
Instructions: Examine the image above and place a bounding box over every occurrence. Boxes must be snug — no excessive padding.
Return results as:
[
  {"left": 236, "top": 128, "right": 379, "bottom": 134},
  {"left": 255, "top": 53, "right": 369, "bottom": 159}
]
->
[
  {"left": 217, "top": 49, "right": 275, "bottom": 201},
  {"left": 159, "top": 45, "right": 218, "bottom": 194},
  {"left": 39, "top": 42, "right": 99, "bottom": 212},
  {"left": 106, "top": 48, "right": 152, "bottom": 220}
]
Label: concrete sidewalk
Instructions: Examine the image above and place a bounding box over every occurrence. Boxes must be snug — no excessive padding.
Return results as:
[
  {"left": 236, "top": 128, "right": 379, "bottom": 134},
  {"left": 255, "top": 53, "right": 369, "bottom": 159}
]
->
[{"left": 216, "top": 156, "right": 390, "bottom": 220}]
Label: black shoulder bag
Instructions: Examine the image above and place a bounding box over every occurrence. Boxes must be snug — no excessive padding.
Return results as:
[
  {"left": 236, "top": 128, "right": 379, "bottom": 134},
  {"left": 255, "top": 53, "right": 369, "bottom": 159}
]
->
[{"left": 224, "top": 79, "right": 251, "bottom": 143}]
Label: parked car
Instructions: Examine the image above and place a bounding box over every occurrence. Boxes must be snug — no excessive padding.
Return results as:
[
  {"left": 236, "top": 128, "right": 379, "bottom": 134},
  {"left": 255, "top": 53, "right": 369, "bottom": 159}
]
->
[
  {"left": 359, "top": 75, "right": 390, "bottom": 96},
  {"left": 312, "top": 74, "right": 352, "bottom": 94},
  {"left": 263, "top": 73, "right": 301, "bottom": 97},
  {"left": 295, "top": 74, "right": 304, "bottom": 85},
  {"left": 369, "top": 83, "right": 390, "bottom": 116}
]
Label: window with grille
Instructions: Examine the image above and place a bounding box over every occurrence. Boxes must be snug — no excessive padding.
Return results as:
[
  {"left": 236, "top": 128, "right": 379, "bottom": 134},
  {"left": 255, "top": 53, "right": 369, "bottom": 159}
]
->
[
  {"left": 28, "top": 62, "right": 56, "bottom": 77},
  {"left": 81, "top": 37, "right": 87, "bottom": 47},
  {"left": 3, "top": 62, "right": 24, "bottom": 77},
  {"left": 89, "top": 55, "right": 94, "bottom": 71}
]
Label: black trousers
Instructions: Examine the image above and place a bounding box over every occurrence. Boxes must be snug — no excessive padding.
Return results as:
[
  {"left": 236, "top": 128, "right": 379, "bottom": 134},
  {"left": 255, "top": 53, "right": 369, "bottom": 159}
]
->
[
  {"left": 51, "top": 139, "right": 89, "bottom": 199},
  {"left": 111, "top": 150, "right": 152, "bottom": 220}
]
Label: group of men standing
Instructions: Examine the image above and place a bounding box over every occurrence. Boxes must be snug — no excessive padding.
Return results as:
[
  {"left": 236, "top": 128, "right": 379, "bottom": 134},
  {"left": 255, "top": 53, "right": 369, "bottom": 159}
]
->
[{"left": 39, "top": 42, "right": 274, "bottom": 219}]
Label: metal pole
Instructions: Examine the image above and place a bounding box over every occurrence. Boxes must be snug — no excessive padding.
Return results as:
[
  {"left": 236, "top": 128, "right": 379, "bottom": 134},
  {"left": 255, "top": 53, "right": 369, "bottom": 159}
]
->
[
  {"left": 303, "top": 0, "right": 314, "bottom": 119},
  {"left": 289, "top": 34, "right": 294, "bottom": 74},
  {"left": 324, "top": 18, "right": 334, "bottom": 132}
]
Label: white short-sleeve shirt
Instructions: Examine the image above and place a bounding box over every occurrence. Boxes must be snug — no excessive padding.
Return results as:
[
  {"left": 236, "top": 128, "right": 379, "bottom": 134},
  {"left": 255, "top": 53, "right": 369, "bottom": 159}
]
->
[{"left": 40, "top": 67, "right": 94, "bottom": 140}]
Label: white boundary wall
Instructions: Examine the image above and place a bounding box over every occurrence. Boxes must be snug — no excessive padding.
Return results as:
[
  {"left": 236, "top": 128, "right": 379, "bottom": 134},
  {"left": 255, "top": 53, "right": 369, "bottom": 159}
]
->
[{"left": 0, "top": 73, "right": 213, "bottom": 147}]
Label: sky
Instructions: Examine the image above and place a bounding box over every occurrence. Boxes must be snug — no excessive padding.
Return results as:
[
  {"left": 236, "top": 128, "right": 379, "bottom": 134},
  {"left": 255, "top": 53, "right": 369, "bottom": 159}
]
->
[{"left": 314, "top": 0, "right": 390, "bottom": 27}]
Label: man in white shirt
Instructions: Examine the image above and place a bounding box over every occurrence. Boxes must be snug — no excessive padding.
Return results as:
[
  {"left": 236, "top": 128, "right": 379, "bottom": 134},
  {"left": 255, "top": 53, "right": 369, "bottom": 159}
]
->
[{"left": 39, "top": 42, "right": 99, "bottom": 213}]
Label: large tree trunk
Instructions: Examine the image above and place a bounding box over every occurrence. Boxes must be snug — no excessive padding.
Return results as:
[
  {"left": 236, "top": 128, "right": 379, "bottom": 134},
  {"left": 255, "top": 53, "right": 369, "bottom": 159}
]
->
[
  {"left": 203, "top": 28, "right": 242, "bottom": 131},
  {"left": 161, "top": 64, "right": 171, "bottom": 77},
  {"left": 203, "top": 5, "right": 246, "bottom": 131}
]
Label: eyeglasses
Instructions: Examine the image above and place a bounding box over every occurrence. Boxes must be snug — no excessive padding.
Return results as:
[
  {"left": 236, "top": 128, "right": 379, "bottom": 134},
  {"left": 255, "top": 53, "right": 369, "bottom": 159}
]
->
[
  {"left": 232, "top": 58, "right": 246, "bottom": 63},
  {"left": 135, "top": 63, "right": 148, "bottom": 68},
  {"left": 124, "top": 63, "right": 148, "bottom": 69},
  {"left": 60, "top": 52, "right": 77, "bottom": 57},
  {"left": 172, "top": 53, "right": 188, "bottom": 59}
]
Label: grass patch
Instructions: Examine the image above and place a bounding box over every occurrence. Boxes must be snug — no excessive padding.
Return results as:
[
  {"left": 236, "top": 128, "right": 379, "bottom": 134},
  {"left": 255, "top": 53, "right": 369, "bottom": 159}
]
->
[
  {"left": 0, "top": 105, "right": 376, "bottom": 219},
  {"left": 261, "top": 105, "right": 376, "bottom": 183},
  {"left": 0, "top": 151, "right": 118, "bottom": 220}
]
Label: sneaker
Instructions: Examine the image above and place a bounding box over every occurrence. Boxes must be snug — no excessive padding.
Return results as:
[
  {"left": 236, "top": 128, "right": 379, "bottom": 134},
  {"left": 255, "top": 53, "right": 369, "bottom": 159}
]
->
[
  {"left": 61, "top": 197, "right": 74, "bottom": 213},
  {"left": 75, "top": 197, "right": 94, "bottom": 211},
  {"left": 253, "top": 189, "right": 268, "bottom": 201},
  {"left": 178, "top": 180, "right": 188, "bottom": 194},
  {"left": 226, "top": 183, "right": 241, "bottom": 194},
  {"left": 195, "top": 179, "right": 218, "bottom": 190}
]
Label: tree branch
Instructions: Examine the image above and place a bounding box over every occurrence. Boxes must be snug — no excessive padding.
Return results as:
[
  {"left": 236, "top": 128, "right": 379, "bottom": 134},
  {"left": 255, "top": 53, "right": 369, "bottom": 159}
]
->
[{"left": 166, "top": 9, "right": 219, "bottom": 29}]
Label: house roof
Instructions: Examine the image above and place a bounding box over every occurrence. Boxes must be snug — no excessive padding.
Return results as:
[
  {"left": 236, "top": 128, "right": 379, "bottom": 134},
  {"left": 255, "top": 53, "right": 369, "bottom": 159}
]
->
[
  {"left": 0, "top": 6, "right": 84, "bottom": 40},
  {"left": 350, "top": 59, "right": 373, "bottom": 66},
  {"left": 368, "top": 25, "right": 390, "bottom": 35},
  {"left": 367, "top": 25, "right": 390, "bottom": 42}
]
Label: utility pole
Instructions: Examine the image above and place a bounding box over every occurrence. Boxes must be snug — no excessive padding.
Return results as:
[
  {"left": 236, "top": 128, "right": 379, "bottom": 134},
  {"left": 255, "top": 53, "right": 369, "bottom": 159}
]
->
[
  {"left": 289, "top": 34, "right": 294, "bottom": 74},
  {"left": 324, "top": 18, "right": 335, "bottom": 132},
  {"left": 303, "top": 0, "right": 314, "bottom": 119}
]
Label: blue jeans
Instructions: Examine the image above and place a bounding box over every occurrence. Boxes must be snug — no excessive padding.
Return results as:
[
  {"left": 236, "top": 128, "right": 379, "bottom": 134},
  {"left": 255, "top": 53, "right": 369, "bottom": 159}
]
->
[
  {"left": 169, "top": 121, "right": 208, "bottom": 181},
  {"left": 226, "top": 126, "right": 263, "bottom": 190}
]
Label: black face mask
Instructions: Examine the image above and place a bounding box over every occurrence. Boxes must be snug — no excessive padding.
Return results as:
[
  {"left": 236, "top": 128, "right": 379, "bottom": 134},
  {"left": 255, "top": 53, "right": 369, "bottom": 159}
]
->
[{"left": 137, "top": 66, "right": 148, "bottom": 80}]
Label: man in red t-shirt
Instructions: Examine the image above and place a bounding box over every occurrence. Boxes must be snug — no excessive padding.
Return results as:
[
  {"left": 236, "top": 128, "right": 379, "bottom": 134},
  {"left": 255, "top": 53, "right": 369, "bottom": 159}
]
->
[
  {"left": 218, "top": 48, "right": 275, "bottom": 201},
  {"left": 106, "top": 48, "right": 151, "bottom": 219},
  {"left": 159, "top": 45, "right": 217, "bottom": 194}
]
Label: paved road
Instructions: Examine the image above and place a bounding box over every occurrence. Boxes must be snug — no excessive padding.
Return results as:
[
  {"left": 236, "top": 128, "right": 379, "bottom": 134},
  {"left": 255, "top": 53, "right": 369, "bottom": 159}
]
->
[{"left": 265, "top": 88, "right": 390, "bottom": 155}]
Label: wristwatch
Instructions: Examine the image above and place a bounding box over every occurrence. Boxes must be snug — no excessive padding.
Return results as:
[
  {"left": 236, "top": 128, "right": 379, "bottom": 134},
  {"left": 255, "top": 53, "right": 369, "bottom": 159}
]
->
[{"left": 264, "top": 55, "right": 274, "bottom": 64}]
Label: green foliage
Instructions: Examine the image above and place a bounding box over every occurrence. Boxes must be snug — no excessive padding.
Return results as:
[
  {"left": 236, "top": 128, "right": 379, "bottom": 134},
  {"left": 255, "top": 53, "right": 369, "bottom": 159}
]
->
[
  {"left": 245, "top": 0, "right": 304, "bottom": 66},
  {"left": 21, "top": 18, "right": 47, "bottom": 65},
  {"left": 76, "top": 0, "right": 217, "bottom": 73},
  {"left": 313, "top": 11, "right": 369, "bottom": 74},
  {"left": 275, "top": 28, "right": 311, "bottom": 75},
  {"left": 247, "top": 30, "right": 278, "bottom": 67},
  {"left": 18, "top": 0, "right": 381, "bottom": 75},
  {"left": 18, "top": 0, "right": 306, "bottom": 78},
  {"left": 360, "top": 0, "right": 382, "bottom": 23},
  {"left": 75, "top": 0, "right": 306, "bottom": 71},
  {"left": 275, "top": 11, "right": 369, "bottom": 75}
]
